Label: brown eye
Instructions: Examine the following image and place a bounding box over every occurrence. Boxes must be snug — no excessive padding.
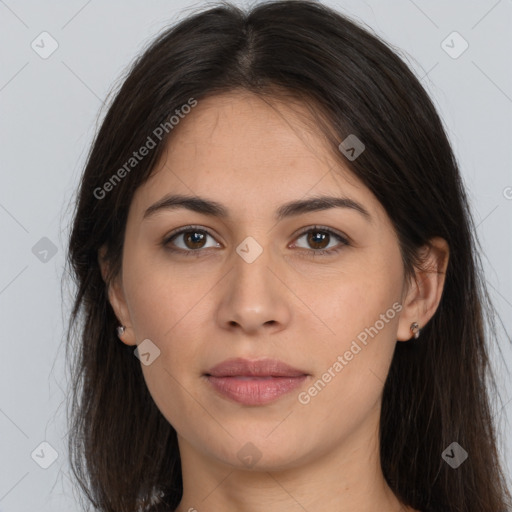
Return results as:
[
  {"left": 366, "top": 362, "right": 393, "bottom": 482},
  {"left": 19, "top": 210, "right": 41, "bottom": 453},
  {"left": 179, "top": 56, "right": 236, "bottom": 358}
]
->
[
  {"left": 293, "top": 226, "right": 349, "bottom": 255},
  {"left": 181, "top": 230, "right": 207, "bottom": 249},
  {"left": 306, "top": 230, "right": 330, "bottom": 250},
  {"left": 163, "top": 224, "right": 349, "bottom": 258},
  {"left": 163, "top": 226, "right": 220, "bottom": 254}
]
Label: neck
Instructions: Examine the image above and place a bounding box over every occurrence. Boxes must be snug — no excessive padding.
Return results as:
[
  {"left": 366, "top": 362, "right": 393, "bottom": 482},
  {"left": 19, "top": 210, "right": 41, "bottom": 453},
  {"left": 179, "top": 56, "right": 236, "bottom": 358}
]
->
[{"left": 174, "top": 410, "right": 415, "bottom": 512}]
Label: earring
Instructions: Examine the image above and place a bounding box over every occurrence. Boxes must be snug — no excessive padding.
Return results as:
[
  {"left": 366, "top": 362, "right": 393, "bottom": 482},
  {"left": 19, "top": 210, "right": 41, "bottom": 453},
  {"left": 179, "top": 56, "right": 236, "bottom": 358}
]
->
[
  {"left": 116, "top": 325, "right": 126, "bottom": 338},
  {"left": 410, "top": 322, "right": 421, "bottom": 339}
]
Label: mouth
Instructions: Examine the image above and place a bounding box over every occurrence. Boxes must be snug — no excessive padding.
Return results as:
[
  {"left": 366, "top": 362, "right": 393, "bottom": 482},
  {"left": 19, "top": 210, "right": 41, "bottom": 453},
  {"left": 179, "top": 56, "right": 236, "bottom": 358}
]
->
[{"left": 204, "top": 358, "right": 309, "bottom": 405}]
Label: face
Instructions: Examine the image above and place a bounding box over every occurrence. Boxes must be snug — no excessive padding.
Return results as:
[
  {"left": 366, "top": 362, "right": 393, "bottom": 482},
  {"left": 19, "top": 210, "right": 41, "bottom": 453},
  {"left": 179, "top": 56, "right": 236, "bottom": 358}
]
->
[{"left": 108, "top": 90, "right": 414, "bottom": 471}]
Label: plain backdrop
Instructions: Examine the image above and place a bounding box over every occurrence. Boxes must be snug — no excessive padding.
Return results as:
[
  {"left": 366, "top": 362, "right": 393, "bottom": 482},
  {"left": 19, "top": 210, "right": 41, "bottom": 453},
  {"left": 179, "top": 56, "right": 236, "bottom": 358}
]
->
[{"left": 0, "top": 0, "right": 511, "bottom": 510}]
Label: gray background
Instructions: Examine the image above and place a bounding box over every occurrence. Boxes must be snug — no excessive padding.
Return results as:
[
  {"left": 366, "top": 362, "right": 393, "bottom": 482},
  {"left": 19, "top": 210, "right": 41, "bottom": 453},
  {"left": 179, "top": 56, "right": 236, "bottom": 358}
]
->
[{"left": 1, "top": 0, "right": 511, "bottom": 510}]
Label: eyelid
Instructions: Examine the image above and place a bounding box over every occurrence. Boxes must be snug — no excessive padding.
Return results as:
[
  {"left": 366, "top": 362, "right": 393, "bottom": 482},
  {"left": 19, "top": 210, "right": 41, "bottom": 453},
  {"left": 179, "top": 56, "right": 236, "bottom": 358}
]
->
[
  {"left": 163, "top": 224, "right": 216, "bottom": 241},
  {"left": 162, "top": 224, "right": 351, "bottom": 254},
  {"left": 292, "top": 224, "right": 351, "bottom": 245}
]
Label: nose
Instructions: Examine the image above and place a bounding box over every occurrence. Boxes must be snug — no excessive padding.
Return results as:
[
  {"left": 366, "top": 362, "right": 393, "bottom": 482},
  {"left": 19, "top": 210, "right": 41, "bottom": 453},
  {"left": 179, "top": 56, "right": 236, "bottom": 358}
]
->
[{"left": 215, "top": 239, "right": 292, "bottom": 335}]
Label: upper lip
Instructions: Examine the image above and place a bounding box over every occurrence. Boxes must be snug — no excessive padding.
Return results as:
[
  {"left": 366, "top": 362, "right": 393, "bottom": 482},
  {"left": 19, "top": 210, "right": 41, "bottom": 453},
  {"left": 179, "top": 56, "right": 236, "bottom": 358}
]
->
[{"left": 206, "top": 358, "right": 308, "bottom": 378}]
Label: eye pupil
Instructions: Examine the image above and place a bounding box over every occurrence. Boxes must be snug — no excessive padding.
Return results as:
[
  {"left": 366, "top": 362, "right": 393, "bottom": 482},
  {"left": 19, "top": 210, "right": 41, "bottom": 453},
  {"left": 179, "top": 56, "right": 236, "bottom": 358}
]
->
[
  {"left": 185, "top": 231, "right": 206, "bottom": 249},
  {"left": 167, "top": 226, "right": 344, "bottom": 256},
  {"left": 308, "top": 231, "right": 329, "bottom": 249}
]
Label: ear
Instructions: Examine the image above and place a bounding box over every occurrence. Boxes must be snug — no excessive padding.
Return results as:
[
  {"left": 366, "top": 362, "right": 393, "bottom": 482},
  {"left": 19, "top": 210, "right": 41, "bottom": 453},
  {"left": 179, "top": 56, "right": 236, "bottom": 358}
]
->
[
  {"left": 397, "top": 237, "right": 450, "bottom": 342},
  {"left": 98, "top": 245, "right": 137, "bottom": 346}
]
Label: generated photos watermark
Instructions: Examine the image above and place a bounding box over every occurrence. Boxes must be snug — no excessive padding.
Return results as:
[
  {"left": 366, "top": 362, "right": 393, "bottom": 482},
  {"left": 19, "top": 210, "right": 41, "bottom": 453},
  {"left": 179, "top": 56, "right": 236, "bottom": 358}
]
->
[
  {"left": 94, "top": 97, "right": 198, "bottom": 200},
  {"left": 298, "top": 301, "right": 403, "bottom": 405}
]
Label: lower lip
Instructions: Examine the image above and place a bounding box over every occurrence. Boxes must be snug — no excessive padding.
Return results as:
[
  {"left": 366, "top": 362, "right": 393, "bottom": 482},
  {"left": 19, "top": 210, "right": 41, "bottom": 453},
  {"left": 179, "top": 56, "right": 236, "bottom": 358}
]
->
[{"left": 206, "top": 375, "right": 308, "bottom": 405}]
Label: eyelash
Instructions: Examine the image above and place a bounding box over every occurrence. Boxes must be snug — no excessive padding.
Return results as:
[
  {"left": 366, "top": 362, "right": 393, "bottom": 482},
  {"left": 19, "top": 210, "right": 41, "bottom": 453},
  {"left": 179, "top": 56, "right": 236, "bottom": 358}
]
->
[{"left": 161, "top": 224, "right": 350, "bottom": 258}]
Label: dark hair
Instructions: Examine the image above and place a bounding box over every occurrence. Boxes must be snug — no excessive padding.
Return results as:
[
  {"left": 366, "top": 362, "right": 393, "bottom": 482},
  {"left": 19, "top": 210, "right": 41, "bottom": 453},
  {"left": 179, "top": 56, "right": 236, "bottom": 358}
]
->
[{"left": 65, "top": 1, "right": 512, "bottom": 511}]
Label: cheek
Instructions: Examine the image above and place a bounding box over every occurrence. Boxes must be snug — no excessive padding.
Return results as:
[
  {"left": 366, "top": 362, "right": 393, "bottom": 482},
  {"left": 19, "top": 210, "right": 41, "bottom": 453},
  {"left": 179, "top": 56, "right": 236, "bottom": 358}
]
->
[
  {"left": 305, "top": 256, "right": 403, "bottom": 399},
  {"left": 125, "top": 277, "right": 207, "bottom": 377},
  {"left": 320, "top": 260, "right": 403, "bottom": 342},
  {"left": 299, "top": 288, "right": 401, "bottom": 438},
  {"left": 123, "top": 267, "right": 207, "bottom": 430},
  {"left": 122, "top": 249, "right": 212, "bottom": 376},
  {"left": 319, "top": 284, "right": 400, "bottom": 385},
  {"left": 123, "top": 245, "right": 203, "bottom": 338}
]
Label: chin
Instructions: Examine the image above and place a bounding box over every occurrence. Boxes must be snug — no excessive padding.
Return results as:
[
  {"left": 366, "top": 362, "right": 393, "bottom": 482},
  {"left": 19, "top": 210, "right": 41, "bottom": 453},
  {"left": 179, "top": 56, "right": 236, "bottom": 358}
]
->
[{"left": 203, "top": 434, "right": 315, "bottom": 472}]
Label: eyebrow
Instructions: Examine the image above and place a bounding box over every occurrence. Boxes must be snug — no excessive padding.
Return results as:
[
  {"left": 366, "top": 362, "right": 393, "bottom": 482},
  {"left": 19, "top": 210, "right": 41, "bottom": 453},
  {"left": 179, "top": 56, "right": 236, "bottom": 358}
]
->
[{"left": 143, "top": 193, "right": 371, "bottom": 222}]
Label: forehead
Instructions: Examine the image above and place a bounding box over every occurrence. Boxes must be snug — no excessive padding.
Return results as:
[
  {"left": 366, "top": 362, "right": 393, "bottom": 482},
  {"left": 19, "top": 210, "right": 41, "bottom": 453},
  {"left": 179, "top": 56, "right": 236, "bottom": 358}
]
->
[{"left": 131, "top": 90, "right": 377, "bottom": 219}]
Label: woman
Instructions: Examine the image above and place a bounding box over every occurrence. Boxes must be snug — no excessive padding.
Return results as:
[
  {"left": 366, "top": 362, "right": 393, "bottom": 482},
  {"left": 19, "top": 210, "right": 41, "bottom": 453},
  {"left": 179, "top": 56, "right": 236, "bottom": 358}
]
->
[{"left": 65, "top": 1, "right": 512, "bottom": 511}]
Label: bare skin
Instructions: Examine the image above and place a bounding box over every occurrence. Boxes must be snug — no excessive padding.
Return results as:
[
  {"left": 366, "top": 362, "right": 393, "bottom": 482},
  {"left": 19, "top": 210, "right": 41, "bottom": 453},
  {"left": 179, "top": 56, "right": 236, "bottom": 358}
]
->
[{"left": 100, "top": 90, "right": 449, "bottom": 512}]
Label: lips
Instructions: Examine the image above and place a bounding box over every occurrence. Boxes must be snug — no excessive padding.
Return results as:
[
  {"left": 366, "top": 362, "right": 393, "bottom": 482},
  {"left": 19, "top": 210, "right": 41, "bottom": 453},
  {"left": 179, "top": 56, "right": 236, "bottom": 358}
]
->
[
  {"left": 205, "top": 358, "right": 309, "bottom": 405},
  {"left": 206, "top": 357, "right": 308, "bottom": 378}
]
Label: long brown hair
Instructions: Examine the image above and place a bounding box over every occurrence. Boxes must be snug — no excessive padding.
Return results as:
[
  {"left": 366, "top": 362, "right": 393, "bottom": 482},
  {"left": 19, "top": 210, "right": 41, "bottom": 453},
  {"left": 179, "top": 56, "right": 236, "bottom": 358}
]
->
[{"left": 65, "top": 1, "right": 512, "bottom": 511}]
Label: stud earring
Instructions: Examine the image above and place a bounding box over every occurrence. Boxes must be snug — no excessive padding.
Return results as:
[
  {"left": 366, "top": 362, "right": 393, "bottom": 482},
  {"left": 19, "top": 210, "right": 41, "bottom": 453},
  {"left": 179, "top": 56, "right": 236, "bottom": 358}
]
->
[
  {"left": 410, "top": 322, "right": 421, "bottom": 339},
  {"left": 116, "top": 325, "right": 126, "bottom": 338}
]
